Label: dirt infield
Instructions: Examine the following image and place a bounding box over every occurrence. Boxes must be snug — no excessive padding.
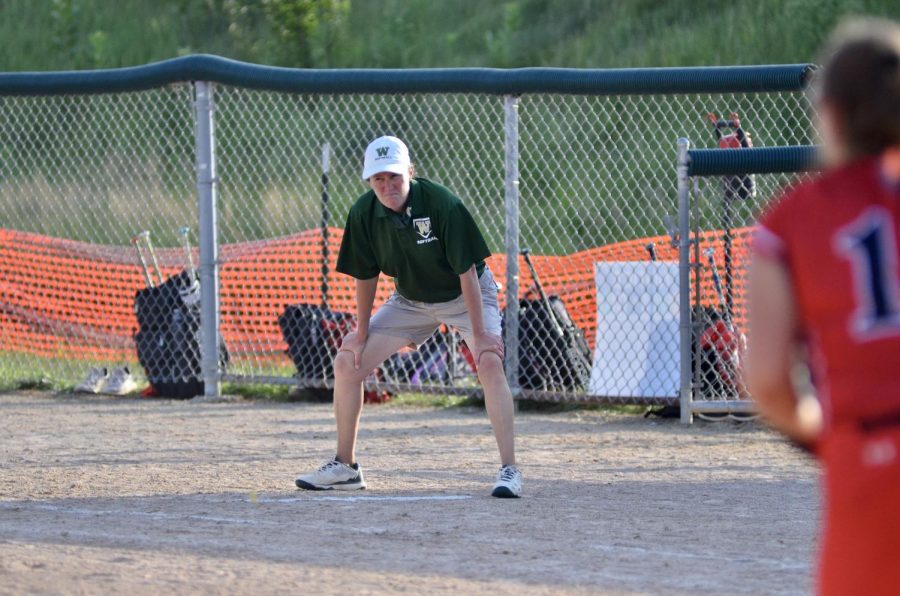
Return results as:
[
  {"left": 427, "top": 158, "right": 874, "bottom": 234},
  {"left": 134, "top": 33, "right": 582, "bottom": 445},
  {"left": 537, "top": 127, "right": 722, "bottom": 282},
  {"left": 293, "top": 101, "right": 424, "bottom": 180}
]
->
[{"left": 0, "top": 391, "right": 819, "bottom": 595}]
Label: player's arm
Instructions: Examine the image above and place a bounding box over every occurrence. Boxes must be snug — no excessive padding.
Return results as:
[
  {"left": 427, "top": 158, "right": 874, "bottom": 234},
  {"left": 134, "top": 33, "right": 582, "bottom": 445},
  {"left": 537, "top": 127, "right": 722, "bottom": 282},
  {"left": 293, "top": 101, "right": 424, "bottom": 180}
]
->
[
  {"left": 459, "top": 266, "right": 503, "bottom": 365},
  {"left": 353, "top": 276, "right": 379, "bottom": 338},
  {"left": 744, "top": 256, "right": 822, "bottom": 449},
  {"left": 339, "top": 275, "right": 379, "bottom": 369}
]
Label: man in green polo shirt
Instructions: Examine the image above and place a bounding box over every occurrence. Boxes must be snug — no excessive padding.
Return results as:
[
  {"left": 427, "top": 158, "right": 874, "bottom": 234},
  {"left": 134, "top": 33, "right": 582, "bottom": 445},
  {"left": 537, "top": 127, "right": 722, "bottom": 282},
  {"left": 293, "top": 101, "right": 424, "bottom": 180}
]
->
[{"left": 295, "top": 135, "right": 522, "bottom": 498}]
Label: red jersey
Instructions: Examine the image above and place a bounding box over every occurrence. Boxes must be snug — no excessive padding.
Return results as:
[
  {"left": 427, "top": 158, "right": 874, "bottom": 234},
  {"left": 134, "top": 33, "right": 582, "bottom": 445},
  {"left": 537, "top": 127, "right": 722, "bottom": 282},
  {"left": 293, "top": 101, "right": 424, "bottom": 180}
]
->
[{"left": 754, "top": 156, "right": 900, "bottom": 427}]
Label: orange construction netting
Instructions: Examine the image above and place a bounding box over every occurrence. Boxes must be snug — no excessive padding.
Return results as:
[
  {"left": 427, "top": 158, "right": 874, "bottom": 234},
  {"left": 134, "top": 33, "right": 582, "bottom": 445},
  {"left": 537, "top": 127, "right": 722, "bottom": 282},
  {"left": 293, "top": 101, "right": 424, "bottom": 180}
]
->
[{"left": 0, "top": 226, "right": 751, "bottom": 362}]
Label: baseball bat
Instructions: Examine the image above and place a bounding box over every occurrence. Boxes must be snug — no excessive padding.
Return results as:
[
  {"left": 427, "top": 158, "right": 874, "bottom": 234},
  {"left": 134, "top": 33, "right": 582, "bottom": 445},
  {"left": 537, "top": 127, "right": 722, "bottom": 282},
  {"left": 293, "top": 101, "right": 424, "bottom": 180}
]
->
[
  {"left": 520, "top": 247, "right": 592, "bottom": 385},
  {"left": 178, "top": 226, "right": 197, "bottom": 282},
  {"left": 138, "top": 231, "right": 165, "bottom": 286},
  {"left": 131, "top": 233, "right": 153, "bottom": 287},
  {"left": 645, "top": 242, "right": 657, "bottom": 262},
  {"left": 520, "top": 248, "right": 564, "bottom": 338},
  {"left": 704, "top": 248, "right": 735, "bottom": 332}
]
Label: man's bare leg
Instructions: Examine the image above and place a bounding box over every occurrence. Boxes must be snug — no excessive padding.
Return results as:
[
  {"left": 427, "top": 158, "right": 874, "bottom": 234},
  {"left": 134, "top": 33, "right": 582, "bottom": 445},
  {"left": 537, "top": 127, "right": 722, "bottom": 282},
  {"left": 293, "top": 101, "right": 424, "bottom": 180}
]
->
[
  {"left": 331, "top": 333, "right": 410, "bottom": 463},
  {"left": 476, "top": 349, "right": 516, "bottom": 465}
]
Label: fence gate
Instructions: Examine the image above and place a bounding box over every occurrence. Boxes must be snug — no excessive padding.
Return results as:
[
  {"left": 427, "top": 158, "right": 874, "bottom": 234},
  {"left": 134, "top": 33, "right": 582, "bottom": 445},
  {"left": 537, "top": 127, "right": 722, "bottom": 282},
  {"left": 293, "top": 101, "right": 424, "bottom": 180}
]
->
[{"left": 676, "top": 143, "right": 821, "bottom": 422}]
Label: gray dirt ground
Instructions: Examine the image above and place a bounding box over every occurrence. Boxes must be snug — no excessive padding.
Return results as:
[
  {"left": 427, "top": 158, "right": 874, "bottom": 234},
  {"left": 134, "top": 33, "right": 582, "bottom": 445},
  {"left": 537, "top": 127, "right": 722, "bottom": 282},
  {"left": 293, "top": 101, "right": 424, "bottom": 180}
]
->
[{"left": 0, "top": 391, "right": 820, "bottom": 595}]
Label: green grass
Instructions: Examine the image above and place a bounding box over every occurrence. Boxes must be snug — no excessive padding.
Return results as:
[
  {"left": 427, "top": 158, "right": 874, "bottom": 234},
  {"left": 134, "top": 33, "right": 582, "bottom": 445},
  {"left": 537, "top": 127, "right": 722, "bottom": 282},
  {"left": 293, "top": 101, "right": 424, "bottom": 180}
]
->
[
  {"left": 1, "top": 0, "right": 898, "bottom": 72},
  {"left": 218, "top": 384, "right": 652, "bottom": 416},
  {"left": 221, "top": 382, "right": 293, "bottom": 401},
  {"left": 0, "top": 354, "right": 87, "bottom": 393},
  {"left": 0, "top": 351, "right": 656, "bottom": 418},
  {"left": 379, "top": 392, "right": 652, "bottom": 416},
  {"left": 385, "top": 392, "right": 484, "bottom": 409}
]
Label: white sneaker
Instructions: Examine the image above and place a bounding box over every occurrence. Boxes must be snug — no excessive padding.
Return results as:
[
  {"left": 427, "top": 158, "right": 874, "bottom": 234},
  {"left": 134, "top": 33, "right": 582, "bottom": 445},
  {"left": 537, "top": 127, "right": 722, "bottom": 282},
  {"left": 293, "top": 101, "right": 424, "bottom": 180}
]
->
[
  {"left": 295, "top": 458, "right": 366, "bottom": 491},
  {"left": 103, "top": 366, "right": 138, "bottom": 395},
  {"left": 75, "top": 367, "right": 109, "bottom": 393},
  {"left": 491, "top": 464, "right": 523, "bottom": 498}
]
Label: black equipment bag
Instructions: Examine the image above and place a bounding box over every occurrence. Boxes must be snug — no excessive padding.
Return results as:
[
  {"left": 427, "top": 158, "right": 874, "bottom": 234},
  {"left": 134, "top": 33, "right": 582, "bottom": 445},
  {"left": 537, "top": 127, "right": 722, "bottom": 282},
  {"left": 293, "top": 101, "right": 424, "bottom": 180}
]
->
[
  {"left": 517, "top": 295, "right": 592, "bottom": 391},
  {"left": 133, "top": 270, "right": 228, "bottom": 399},
  {"left": 516, "top": 248, "right": 592, "bottom": 392},
  {"left": 278, "top": 303, "right": 355, "bottom": 380}
]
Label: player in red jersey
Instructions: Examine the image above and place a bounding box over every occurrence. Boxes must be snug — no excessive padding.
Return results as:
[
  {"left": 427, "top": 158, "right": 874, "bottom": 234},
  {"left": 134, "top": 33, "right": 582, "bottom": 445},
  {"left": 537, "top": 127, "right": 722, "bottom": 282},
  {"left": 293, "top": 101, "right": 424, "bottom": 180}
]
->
[{"left": 746, "top": 18, "right": 900, "bottom": 596}]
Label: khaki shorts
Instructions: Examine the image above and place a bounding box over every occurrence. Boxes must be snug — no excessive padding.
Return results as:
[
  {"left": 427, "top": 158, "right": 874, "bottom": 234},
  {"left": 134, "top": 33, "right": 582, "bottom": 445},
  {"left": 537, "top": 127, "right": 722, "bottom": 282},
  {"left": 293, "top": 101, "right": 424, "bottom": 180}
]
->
[{"left": 369, "top": 267, "right": 502, "bottom": 349}]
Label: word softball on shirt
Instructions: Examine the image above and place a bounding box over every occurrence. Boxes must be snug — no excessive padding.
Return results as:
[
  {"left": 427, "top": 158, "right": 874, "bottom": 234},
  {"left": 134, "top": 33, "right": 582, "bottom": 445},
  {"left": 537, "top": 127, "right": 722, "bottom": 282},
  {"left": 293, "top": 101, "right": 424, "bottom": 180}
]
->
[{"left": 413, "top": 217, "right": 438, "bottom": 245}]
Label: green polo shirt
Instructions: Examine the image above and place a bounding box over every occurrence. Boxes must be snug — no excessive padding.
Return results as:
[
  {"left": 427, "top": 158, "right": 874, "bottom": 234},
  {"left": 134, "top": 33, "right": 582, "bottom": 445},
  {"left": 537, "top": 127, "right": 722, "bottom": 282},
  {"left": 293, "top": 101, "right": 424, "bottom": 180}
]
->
[{"left": 336, "top": 178, "right": 490, "bottom": 303}]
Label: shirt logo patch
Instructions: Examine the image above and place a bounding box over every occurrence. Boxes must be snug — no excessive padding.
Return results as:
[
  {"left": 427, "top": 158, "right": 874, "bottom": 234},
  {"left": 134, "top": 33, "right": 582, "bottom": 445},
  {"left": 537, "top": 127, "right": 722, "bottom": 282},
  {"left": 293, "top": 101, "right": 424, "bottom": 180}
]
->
[{"left": 413, "top": 217, "right": 432, "bottom": 239}]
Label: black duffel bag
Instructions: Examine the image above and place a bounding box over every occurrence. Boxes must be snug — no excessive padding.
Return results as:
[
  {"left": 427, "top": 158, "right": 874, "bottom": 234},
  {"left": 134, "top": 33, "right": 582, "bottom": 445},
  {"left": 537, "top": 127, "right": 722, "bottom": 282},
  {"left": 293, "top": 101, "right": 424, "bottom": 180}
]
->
[
  {"left": 278, "top": 303, "right": 355, "bottom": 381},
  {"left": 134, "top": 271, "right": 228, "bottom": 399},
  {"left": 517, "top": 295, "right": 592, "bottom": 391}
]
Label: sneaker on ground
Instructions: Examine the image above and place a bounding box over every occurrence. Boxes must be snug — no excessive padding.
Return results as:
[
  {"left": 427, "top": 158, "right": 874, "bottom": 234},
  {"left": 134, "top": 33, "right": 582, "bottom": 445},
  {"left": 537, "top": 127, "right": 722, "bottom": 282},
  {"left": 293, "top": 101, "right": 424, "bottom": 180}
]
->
[
  {"left": 491, "top": 464, "right": 523, "bottom": 498},
  {"left": 74, "top": 367, "right": 109, "bottom": 394},
  {"left": 296, "top": 458, "right": 366, "bottom": 491},
  {"left": 103, "top": 366, "right": 138, "bottom": 395}
]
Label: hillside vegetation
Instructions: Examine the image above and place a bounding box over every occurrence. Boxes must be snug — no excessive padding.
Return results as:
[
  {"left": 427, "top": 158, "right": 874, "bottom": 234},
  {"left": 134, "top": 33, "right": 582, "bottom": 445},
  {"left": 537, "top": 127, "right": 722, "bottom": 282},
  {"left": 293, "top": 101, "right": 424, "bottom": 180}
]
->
[
  {"left": 1, "top": 0, "right": 898, "bottom": 72},
  {"left": 0, "top": 0, "right": 894, "bottom": 255}
]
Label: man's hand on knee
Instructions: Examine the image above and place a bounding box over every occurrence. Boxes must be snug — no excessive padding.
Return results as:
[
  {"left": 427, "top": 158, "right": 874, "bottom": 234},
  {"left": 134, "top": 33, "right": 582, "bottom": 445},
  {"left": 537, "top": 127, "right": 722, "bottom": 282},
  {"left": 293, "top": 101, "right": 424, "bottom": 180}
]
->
[
  {"left": 471, "top": 332, "right": 504, "bottom": 367},
  {"left": 338, "top": 331, "right": 366, "bottom": 369}
]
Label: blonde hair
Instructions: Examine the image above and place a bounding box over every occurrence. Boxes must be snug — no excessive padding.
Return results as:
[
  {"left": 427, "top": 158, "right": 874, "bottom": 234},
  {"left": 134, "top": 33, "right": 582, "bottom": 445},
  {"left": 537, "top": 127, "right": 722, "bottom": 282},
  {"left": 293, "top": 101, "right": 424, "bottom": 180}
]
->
[{"left": 818, "top": 17, "right": 900, "bottom": 157}]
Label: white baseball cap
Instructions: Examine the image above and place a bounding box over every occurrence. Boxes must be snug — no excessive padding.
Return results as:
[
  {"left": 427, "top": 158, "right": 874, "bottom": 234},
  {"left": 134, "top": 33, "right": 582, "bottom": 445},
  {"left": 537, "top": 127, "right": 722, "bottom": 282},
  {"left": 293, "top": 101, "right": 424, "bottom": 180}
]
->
[{"left": 362, "top": 136, "right": 411, "bottom": 180}]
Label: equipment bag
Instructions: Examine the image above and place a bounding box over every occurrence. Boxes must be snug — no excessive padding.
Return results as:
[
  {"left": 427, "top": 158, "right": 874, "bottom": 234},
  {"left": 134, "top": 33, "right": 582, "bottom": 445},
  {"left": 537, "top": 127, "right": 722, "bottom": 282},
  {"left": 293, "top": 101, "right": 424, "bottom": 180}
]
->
[
  {"left": 517, "top": 295, "right": 592, "bottom": 391},
  {"left": 278, "top": 304, "right": 393, "bottom": 403},
  {"left": 134, "top": 270, "right": 228, "bottom": 399},
  {"left": 278, "top": 303, "right": 355, "bottom": 381}
]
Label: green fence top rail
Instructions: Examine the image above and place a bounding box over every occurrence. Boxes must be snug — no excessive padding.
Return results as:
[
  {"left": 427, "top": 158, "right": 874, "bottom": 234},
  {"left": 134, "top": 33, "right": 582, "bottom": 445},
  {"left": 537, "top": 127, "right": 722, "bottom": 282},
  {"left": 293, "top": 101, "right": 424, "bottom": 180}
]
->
[
  {"left": 0, "top": 54, "right": 816, "bottom": 97},
  {"left": 687, "top": 145, "right": 822, "bottom": 177}
]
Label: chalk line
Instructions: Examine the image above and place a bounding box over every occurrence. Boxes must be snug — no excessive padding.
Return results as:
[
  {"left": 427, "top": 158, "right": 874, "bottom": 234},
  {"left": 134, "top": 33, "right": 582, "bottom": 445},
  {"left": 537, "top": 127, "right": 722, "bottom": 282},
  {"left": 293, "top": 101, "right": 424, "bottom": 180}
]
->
[{"left": 261, "top": 494, "right": 472, "bottom": 503}]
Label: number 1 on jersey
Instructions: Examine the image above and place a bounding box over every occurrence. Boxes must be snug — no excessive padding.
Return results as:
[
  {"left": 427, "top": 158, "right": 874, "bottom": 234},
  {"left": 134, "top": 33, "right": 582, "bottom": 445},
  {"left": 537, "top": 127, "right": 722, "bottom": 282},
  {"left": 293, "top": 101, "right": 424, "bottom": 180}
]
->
[{"left": 835, "top": 207, "right": 900, "bottom": 339}]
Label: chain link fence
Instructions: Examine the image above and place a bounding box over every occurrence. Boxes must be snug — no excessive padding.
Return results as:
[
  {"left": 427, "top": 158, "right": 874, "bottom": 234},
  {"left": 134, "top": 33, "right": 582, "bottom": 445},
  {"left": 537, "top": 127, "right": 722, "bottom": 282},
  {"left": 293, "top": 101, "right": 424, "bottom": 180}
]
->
[
  {"left": 0, "top": 87, "right": 198, "bottom": 392},
  {"left": 0, "top": 58, "right": 816, "bottom": 411},
  {"left": 678, "top": 144, "right": 820, "bottom": 420}
]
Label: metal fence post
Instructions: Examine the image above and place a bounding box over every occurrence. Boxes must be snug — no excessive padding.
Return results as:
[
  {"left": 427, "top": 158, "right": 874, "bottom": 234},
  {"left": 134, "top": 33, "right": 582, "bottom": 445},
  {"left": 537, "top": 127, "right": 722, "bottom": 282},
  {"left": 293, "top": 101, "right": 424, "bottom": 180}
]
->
[
  {"left": 677, "top": 138, "right": 693, "bottom": 423},
  {"left": 504, "top": 95, "right": 521, "bottom": 397},
  {"left": 194, "top": 81, "right": 221, "bottom": 397}
]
